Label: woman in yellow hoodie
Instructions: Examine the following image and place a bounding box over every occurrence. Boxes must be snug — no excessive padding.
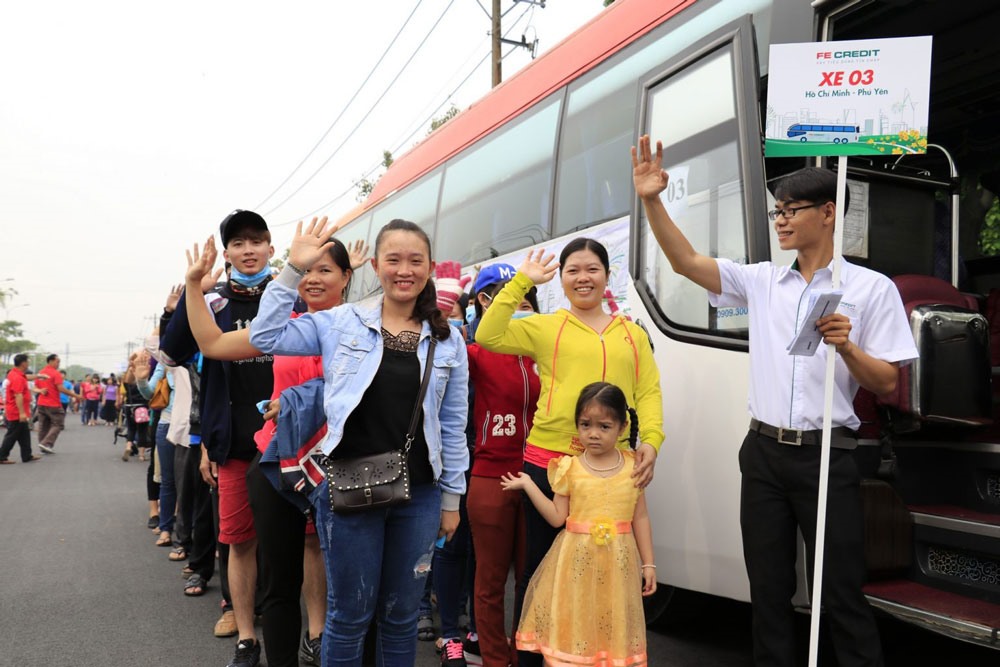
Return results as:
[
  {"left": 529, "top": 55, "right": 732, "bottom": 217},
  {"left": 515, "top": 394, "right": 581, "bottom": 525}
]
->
[{"left": 475, "top": 236, "right": 663, "bottom": 667}]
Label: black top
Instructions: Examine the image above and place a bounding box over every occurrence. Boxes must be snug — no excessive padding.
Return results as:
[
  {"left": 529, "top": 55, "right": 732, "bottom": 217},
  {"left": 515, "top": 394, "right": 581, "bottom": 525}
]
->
[
  {"left": 334, "top": 328, "right": 434, "bottom": 486},
  {"left": 227, "top": 297, "right": 273, "bottom": 461},
  {"left": 122, "top": 382, "right": 148, "bottom": 406}
]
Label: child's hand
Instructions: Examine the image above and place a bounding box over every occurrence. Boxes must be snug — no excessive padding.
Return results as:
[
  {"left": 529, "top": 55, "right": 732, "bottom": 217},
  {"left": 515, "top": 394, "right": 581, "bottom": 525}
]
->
[
  {"left": 642, "top": 567, "right": 657, "bottom": 597},
  {"left": 500, "top": 472, "right": 530, "bottom": 491}
]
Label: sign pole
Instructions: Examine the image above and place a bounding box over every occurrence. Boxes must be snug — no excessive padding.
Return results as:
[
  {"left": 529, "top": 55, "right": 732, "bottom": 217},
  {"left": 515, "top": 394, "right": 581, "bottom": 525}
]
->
[{"left": 807, "top": 155, "right": 848, "bottom": 667}]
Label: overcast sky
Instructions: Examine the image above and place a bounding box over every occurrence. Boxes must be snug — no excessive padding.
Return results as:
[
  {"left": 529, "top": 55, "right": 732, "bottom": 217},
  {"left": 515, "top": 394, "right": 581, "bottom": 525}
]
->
[{"left": 0, "top": 0, "right": 603, "bottom": 373}]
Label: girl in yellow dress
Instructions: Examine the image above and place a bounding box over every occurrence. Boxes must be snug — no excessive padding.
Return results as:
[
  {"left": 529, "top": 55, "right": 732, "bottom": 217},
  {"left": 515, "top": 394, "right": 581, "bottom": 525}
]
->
[{"left": 501, "top": 382, "right": 656, "bottom": 666}]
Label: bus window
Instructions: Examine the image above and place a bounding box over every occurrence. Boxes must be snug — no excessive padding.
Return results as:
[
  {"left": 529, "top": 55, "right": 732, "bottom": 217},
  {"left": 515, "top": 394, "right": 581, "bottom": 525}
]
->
[
  {"left": 640, "top": 44, "right": 751, "bottom": 336},
  {"left": 553, "top": 0, "right": 774, "bottom": 237},
  {"left": 333, "top": 212, "right": 374, "bottom": 301},
  {"left": 369, "top": 171, "right": 441, "bottom": 234},
  {"left": 435, "top": 97, "right": 561, "bottom": 265}
]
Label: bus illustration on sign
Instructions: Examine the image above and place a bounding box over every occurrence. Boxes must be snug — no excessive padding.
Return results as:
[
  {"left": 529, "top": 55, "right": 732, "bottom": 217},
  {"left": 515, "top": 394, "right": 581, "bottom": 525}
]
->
[{"left": 786, "top": 123, "right": 861, "bottom": 143}]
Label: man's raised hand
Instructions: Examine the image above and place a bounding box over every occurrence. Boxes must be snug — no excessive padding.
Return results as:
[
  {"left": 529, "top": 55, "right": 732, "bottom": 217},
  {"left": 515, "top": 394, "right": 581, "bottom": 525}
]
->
[{"left": 631, "top": 135, "right": 670, "bottom": 201}]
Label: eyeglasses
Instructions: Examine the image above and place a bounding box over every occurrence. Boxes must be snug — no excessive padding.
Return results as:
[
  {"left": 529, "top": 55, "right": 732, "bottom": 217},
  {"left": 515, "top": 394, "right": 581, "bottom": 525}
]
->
[{"left": 767, "top": 203, "right": 824, "bottom": 221}]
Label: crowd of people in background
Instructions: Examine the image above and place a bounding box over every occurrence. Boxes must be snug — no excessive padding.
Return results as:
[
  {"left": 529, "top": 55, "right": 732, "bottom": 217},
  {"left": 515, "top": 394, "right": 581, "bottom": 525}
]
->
[{"left": 1, "top": 140, "right": 913, "bottom": 667}]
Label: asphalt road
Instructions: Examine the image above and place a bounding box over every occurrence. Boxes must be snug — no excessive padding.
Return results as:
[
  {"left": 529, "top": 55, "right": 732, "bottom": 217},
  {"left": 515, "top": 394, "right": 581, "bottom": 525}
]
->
[{"left": 1, "top": 417, "right": 996, "bottom": 666}]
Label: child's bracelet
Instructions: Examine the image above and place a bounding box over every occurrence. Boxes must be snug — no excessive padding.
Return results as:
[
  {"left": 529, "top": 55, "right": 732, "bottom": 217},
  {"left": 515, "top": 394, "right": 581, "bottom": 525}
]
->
[{"left": 641, "top": 564, "right": 656, "bottom": 569}]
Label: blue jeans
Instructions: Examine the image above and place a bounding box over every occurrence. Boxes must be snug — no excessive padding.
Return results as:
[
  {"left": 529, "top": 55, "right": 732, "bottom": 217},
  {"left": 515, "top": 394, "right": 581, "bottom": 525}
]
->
[
  {"left": 155, "top": 422, "right": 177, "bottom": 534},
  {"left": 314, "top": 481, "right": 441, "bottom": 667},
  {"left": 433, "top": 490, "right": 475, "bottom": 640}
]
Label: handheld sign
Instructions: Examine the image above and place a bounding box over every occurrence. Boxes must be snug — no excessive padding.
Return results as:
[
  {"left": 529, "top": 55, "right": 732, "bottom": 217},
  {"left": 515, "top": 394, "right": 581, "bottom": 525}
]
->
[{"left": 765, "top": 36, "right": 933, "bottom": 158}]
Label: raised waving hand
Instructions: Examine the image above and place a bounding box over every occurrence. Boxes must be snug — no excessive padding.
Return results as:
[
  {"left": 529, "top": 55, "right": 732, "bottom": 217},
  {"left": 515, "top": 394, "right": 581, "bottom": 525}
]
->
[
  {"left": 518, "top": 248, "right": 559, "bottom": 285},
  {"left": 348, "top": 239, "right": 371, "bottom": 270},
  {"left": 288, "top": 217, "right": 337, "bottom": 271},
  {"left": 186, "top": 236, "right": 219, "bottom": 288},
  {"left": 631, "top": 135, "right": 670, "bottom": 201}
]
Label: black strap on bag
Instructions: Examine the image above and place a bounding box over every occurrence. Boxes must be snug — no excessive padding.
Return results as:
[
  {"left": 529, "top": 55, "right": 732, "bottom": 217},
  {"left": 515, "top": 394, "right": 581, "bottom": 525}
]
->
[
  {"left": 402, "top": 338, "right": 437, "bottom": 455},
  {"left": 325, "top": 338, "right": 438, "bottom": 512}
]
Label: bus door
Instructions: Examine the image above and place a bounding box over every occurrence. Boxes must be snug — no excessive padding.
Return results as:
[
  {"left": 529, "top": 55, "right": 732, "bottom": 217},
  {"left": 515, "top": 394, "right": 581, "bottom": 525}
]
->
[
  {"left": 816, "top": 0, "right": 1000, "bottom": 647},
  {"left": 627, "top": 15, "right": 769, "bottom": 606}
]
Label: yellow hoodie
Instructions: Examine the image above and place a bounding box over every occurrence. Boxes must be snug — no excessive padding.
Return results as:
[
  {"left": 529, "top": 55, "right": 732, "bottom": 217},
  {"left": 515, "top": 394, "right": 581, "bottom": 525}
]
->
[{"left": 476, "top": 272, "right": 664, "bottom": 455}]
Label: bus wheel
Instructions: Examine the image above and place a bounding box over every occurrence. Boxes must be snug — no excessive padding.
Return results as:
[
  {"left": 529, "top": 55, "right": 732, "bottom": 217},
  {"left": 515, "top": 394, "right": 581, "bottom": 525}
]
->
[
  {"left": 643, "top": 585, "right": 710, "bottom": 628},
  {"left": 800, "top": 137, "right": 807, "bottom": 142}
]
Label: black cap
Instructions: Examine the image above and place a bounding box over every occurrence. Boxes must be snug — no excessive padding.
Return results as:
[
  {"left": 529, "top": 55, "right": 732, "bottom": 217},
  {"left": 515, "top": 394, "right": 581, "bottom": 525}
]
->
[{"left": 219, "top": 210, "right": 268, "bottom": 246}]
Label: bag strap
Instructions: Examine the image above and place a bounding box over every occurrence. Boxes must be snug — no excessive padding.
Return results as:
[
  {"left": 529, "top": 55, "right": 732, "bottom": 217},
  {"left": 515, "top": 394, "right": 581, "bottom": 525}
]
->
[{"left": 403, "top": 338, "right": 438, "bottom": 455}]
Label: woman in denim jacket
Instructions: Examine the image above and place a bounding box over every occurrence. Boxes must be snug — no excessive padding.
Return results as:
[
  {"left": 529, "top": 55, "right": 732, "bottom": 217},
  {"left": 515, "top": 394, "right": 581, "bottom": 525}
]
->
[{"left": 251, "top": 217, "right": 469, "bottom": 667}]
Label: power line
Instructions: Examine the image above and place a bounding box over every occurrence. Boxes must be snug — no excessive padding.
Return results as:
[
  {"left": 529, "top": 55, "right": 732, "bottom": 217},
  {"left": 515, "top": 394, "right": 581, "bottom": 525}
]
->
[
  {"left": 262, "top": 0, "right": 458, "bottom": 218},
  {"left": 252, "top": 0, "right": 425, "bottom": 212},
  {"left": 274, "top": 49, "right": 491, "bottom": 228},
  {"left": 274, "top": 1, "right": 534, "bottom": 227}
]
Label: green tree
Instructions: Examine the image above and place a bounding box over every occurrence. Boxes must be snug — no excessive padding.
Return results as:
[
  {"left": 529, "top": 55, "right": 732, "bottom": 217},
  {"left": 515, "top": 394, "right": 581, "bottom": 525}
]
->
[
  {"left": 63, "top": 364, "right": 97, "bottom": 381},
  {"left": 979, "top": 195, "right": 1000, "bottom": 256},
  {"left": 270, "top": 247, "right": 290, "bottom": 271},
  {"left": 0, "top": 319, "right": 38, "bottom": 368},
  {"left": 428, "top": 105, "right": 460, "bottom": 134},
  {"left": 356, "top": 150, "right": 395, "bottom": 203}
]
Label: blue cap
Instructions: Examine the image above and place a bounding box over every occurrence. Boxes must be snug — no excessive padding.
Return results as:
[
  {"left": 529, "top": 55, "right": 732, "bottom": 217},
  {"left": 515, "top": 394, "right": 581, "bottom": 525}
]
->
[{"left": 473, "top": 263, "right": 516, "bottom": 294}]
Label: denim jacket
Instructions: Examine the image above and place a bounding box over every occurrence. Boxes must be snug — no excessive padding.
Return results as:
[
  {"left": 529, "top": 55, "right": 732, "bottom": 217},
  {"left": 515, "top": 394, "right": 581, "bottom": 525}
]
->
[{"left": 250, "top": 267, "right": 470, "bottom": 511}]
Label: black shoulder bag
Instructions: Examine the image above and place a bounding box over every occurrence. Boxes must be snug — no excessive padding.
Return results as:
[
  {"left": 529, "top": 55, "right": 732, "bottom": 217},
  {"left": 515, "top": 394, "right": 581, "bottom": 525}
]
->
[{"left": 324, "top": 338, "right": 437, "bottom": 513}]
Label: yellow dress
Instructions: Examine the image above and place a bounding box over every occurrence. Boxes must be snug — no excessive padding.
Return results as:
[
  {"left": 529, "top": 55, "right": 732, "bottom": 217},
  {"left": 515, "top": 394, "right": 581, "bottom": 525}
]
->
[{"left": 516, "top": 452, "right": 647, "bottom": 667}]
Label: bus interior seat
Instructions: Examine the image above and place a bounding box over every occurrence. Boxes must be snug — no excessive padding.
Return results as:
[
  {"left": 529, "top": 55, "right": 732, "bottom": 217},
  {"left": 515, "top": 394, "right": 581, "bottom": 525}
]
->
[{"left": 878, "top": 274, "right": 992, "bottom": 427}]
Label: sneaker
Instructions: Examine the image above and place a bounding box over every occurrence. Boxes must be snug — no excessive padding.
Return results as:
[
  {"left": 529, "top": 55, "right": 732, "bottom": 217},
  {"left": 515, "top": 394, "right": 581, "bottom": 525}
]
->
[
  {"left": 299, "top": 632, "right": 322, "bottom": 666},
  {"left": 462, "top": 632, "right": 482, "bottom": 666},
  {"left": 38, "top": 444, "right": 54, "bottom": 454},
  {"left": 440, "top": 637, "right": 467, "bottom": 667},
  {"left": 214, "top": 610, "right": 238, "bottom": 638},
  {"left": 226, "top": 638, "right": 260, "bottom": 667}
]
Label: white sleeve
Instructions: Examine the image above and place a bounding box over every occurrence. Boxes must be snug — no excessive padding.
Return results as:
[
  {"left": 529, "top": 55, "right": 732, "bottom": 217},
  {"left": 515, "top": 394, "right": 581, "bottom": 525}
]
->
[
  {"left": 858, "top": 277, "right": 919, "bottom": 365},
  {"left": 708, "top": 258, "right": 755, "bottom": 309}
]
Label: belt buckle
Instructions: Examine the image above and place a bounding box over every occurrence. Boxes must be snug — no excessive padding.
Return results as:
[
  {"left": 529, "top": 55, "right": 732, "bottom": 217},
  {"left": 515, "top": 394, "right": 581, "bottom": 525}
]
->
[{"left": 776, "top": 427, "right": 803, "bottom": 446}]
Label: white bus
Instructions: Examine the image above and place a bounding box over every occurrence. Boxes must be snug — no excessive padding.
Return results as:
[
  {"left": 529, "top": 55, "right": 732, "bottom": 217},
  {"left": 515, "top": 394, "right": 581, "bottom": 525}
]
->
[
  {"left": 786, "top": 123, "right": 861, "bottom": 144},
  {"left": 334, "top": 0, "right": 1000, "bottom": 648}
]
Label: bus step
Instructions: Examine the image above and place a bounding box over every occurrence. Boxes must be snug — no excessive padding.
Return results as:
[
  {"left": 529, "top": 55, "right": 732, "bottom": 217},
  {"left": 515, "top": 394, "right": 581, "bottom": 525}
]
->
[
  {"left": 906, "top": 505, "right": 1000, "bottom": 604},
  {"left": 864, "top": 579, "right": 1000, "bottom": 648}
]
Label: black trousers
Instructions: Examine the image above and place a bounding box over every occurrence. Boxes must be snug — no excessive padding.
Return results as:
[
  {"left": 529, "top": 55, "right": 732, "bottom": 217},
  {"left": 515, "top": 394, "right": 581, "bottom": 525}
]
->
[
  {"left": 0, "top": 421, "right": 33, "bottom": 461},
  {"left": 739, "top": 430, "right": 884, "bottom": 667},
  {"left": 247, "top": 455, "right": 308, "bottom": 667},
  {"left": 515, "top": 461, "right": 562, "bottom": 667},
  {"left": 176, "top": 445, "right": 216, "bottom": 583}
]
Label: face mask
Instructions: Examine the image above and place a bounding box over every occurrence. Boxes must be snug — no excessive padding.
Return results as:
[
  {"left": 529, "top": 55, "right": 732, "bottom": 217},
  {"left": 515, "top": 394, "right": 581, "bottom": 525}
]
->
[
  {"left": 448, "top": 318, "right": 464, "bottom": 329},
  {"left": 511, "top": 310, "right": 536, "bottom": 320},
  {"left": 230, "top": 265, "right": 272, "bottom": 287},
  {"left": 465, "top": 304, "right": 477, "bottom": 324}
]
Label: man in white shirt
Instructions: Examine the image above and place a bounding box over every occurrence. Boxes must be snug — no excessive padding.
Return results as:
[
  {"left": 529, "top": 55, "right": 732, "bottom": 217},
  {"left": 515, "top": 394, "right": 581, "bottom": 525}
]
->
[{"left": 633, "top": 136, "right": 918, "bottom": 667}]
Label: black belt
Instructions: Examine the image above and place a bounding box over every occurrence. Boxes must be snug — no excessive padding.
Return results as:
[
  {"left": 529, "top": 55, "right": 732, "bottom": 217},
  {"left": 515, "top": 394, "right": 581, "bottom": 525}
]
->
[{"left": 749, "top": 419, "right": 856, "bottom": 447}]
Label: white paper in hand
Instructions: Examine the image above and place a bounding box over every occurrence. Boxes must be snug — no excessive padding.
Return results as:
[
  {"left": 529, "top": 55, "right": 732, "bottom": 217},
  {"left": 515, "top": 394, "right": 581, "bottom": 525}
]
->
[{"left": 787, "top": 291, "right": 843, "bottom": 356}]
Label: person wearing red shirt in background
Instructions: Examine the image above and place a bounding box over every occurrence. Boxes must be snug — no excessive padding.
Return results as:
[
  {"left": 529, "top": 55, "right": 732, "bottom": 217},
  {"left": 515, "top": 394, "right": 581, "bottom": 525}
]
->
[
  {"left": 0, "top": 354, "right": 43, "bottom": 464},
  {"left": 465, "top": 263, "right": 542, "bottom": 667},
  {"left": 35, "top": 353, "right": 81, "bottom": 454}
]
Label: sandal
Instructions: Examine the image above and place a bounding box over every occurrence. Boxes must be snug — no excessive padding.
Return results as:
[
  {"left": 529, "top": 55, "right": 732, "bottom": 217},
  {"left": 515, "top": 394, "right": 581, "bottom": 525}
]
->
[
  {"left": 417, "top": 615, "right": 436, "bottom": 642},
  {"left": 184, "top": 574, "right": 207, "bottom": 596},
  {"left": 155, "top": 532, "right": 172, "bottom": 547},
  {"left": 168, "top": 547, "right": 187, "bottom": 561}
]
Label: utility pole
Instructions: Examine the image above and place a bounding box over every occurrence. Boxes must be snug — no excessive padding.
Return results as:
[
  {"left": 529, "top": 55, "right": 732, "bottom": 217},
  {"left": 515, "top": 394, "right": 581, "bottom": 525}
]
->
[
  {"left": 490, "top": 0, "right": 543, "bottom": 88},
  {"left": 492, "top": 0, "right": 502, "bottom": 87}
]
